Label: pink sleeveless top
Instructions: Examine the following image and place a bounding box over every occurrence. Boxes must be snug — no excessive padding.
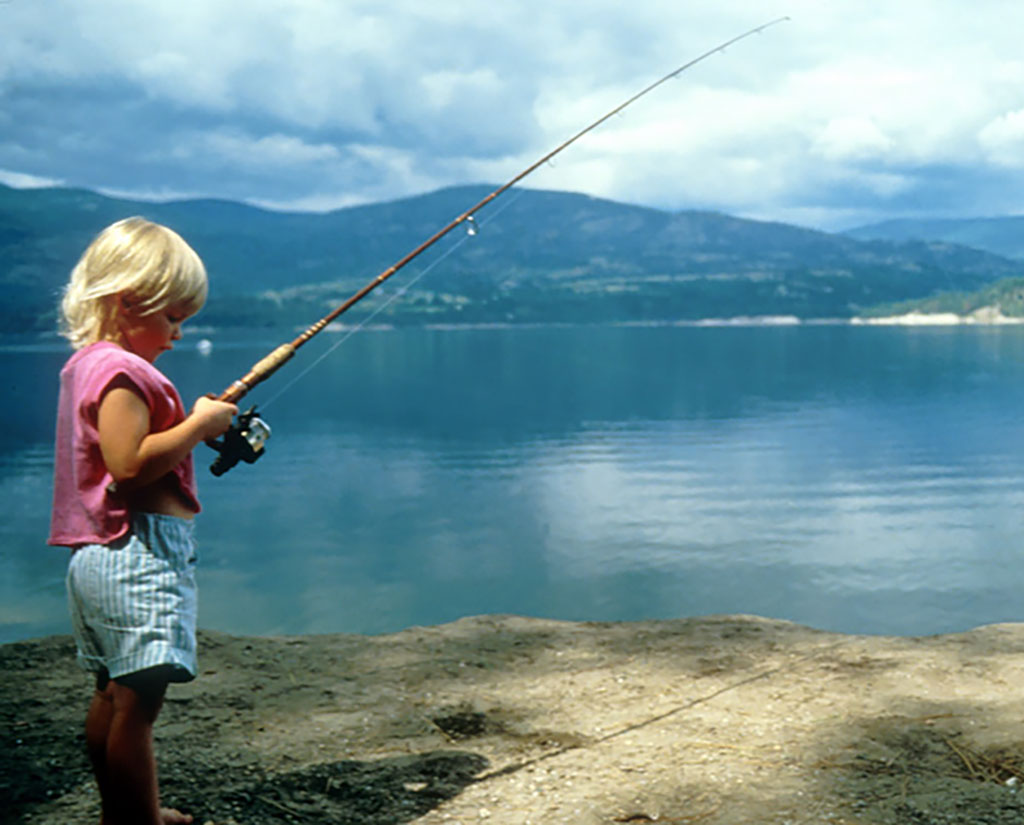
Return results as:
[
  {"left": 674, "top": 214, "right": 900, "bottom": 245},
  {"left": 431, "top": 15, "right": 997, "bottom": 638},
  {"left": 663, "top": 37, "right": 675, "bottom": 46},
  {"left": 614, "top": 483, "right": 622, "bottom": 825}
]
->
[{"left": 48, "top": 341, "right": 200, "bottom": 547}]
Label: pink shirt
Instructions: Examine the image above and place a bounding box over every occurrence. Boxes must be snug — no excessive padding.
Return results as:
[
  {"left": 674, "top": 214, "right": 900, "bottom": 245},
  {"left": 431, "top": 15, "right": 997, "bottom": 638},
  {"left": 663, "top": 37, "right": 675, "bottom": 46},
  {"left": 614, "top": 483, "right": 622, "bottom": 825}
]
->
[{"left": 48, "top": 341, "right": 200, "bottom": 547}]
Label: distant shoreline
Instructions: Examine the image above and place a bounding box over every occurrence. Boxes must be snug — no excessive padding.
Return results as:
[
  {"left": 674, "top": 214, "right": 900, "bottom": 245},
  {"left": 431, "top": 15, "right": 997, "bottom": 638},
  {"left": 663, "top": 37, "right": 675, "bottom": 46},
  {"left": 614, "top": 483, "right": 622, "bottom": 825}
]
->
[
  {"left": 850, "top": 306, "right": 1024, "bottom": 326},
  {"left": 313, "top": 309, "right": 1024, "bottom": 330},
  {"left": 348, "top": 312, "right": 1024, "bottom": 331},
  {"left": 4, "top": 311, "right": 1024, "bottom": 351}
]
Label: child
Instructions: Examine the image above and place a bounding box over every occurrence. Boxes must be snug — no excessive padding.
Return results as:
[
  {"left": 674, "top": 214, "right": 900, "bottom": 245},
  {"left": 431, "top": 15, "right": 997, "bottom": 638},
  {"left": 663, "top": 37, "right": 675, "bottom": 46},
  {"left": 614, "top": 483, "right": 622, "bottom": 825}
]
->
[{"left": 48, "top": 217, "right": 238, "bottom": 825}]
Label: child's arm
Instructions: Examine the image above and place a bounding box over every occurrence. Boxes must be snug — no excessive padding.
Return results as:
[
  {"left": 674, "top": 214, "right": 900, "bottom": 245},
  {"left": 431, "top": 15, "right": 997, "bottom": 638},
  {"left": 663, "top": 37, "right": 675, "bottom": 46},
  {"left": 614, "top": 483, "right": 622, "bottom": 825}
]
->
[{"left": 98, "top": 387, "right": 238, "bottom": 489}]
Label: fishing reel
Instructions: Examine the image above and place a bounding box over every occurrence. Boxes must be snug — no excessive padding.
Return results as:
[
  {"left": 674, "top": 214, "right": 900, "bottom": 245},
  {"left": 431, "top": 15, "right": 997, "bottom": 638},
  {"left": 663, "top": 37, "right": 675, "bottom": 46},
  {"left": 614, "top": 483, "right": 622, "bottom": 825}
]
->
[{"left": 208, "top": 405, "right": 272, "bottom": 476}]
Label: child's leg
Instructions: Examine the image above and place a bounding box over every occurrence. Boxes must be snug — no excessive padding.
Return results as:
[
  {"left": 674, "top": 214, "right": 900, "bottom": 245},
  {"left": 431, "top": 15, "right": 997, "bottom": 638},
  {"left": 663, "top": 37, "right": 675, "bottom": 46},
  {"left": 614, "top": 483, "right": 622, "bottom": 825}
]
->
[
  {"left": 86, "top": 667, "right": 193, "bottom": 825},
  {"left": 84, "top": 673, "right": 115, "bottom": 815},
  {"left": 69, "top": 518, "right": 200, "bottom": 824}
]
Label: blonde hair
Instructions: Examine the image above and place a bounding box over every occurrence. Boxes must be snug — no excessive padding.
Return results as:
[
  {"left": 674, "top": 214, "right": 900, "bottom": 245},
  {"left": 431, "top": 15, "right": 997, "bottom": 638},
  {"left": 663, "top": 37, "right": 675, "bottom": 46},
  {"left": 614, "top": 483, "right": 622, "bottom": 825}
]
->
[{"left": 60, "top": 217, "right": 208, "bottom": 349}]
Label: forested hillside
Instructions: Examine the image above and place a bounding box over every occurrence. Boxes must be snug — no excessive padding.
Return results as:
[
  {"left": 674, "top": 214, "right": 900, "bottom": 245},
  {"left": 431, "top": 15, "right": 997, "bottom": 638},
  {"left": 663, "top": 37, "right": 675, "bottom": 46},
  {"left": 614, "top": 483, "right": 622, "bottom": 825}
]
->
[{"left": 4, "top": 183, "right": 1023, "bottom": 332}]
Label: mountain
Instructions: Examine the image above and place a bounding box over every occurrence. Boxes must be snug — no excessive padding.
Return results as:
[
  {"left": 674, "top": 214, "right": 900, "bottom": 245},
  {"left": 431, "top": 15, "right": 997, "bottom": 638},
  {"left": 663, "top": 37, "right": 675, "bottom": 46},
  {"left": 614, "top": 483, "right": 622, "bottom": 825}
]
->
[
  {"left": 3, "top": 182, "right": 1024, "bottom": 332},
  {"left": 846, "top": 216, "right": 1024, "bottom": 261}
]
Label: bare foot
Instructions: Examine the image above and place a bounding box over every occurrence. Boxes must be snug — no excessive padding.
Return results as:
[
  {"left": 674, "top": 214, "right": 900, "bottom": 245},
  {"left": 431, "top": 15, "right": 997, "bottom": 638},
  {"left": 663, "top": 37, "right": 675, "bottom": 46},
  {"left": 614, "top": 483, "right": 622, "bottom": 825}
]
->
[{"left": 160, "top": 808, "right": 194, "bottom": 825}]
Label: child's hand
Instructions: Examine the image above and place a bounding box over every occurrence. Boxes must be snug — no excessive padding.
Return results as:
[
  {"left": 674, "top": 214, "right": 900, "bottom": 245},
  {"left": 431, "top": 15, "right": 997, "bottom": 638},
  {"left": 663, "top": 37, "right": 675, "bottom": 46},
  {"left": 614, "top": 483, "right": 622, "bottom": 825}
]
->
[{"left": 191, "top": 396, "right": 239, "bottom": 440}]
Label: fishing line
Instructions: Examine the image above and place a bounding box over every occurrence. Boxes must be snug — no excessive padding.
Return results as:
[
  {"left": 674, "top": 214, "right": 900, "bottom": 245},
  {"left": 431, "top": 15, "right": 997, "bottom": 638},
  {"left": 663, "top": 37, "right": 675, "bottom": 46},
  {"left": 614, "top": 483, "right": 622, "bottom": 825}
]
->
[
  {"left": 216, "top": 17, "right": 789, "bottom": 407},
  {"left": 259, "top": 188, "right": 526, "bottom": 410},
  {"left": 205, "top": 18, "right": 790, "bottom": 475}
]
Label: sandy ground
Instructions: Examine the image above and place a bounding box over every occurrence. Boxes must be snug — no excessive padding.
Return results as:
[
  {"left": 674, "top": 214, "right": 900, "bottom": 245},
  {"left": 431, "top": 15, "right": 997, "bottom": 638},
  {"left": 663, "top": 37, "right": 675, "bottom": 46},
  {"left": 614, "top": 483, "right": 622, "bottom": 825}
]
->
[{"left": 5, "top": 614, "right": 1024, "bottom": 825}]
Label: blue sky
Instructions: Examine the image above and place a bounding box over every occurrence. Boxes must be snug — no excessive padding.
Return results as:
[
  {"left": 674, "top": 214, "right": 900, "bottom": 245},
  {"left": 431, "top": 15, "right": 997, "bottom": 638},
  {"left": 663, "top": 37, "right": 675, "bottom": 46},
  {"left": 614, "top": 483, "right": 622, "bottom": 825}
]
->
[{"left": 3, "top": 1, "right": 1023, "bottom": 231}]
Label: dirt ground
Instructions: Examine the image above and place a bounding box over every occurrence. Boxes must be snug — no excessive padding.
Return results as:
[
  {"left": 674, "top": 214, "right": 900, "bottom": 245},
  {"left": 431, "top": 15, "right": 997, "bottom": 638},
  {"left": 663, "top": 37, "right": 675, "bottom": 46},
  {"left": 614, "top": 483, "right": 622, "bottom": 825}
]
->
[{"left": 5, "top": 614, "right": 1024, "bottom": 825}]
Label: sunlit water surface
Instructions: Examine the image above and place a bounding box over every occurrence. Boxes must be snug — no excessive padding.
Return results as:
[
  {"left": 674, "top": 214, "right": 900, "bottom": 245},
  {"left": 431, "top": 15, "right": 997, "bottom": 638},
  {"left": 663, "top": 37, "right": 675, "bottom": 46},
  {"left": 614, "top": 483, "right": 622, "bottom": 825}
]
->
[{"left": 5, "top": 324, "right": 1024, "bottom": 643}]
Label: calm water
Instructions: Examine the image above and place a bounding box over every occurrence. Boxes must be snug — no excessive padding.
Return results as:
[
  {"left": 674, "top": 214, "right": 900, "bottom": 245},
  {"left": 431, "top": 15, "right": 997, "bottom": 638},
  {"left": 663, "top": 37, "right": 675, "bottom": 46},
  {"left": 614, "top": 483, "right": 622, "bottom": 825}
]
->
[{"left": 5, "top": 323, "right": 1024, "bottom": 643}]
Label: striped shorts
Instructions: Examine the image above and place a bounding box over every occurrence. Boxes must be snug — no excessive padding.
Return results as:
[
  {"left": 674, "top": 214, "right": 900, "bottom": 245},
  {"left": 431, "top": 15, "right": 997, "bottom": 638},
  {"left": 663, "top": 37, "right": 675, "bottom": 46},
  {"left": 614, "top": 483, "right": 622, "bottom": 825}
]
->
[{"left": 66, "top": 512, "right": 199, "bottom": 682}]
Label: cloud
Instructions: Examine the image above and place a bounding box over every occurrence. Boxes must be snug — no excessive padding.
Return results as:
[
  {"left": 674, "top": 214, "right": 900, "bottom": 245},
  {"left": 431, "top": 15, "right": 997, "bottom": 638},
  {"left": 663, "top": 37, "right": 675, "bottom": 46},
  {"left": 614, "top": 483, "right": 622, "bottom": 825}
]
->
[
  {"left": 979, "top": 109, "right": 1024, "bottom": 169},
  {"left": 3, "top": 1, "right": 1024, "bottom": 228},
  {"left": 185, "top": 132, "right": 344, "bottom": 171},
  {"left": 812, "top": 117, "right": 893, "bottom": 163},
  {"left": 0, "top": 168, "right": 62, "bottom": 188}
]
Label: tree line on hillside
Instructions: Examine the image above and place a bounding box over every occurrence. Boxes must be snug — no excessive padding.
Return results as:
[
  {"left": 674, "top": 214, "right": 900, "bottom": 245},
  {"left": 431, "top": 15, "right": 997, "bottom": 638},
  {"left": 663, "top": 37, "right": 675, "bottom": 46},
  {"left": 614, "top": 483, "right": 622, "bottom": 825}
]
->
[{"left": 3, "top": 183, "right": 1024, "bottom": 334}]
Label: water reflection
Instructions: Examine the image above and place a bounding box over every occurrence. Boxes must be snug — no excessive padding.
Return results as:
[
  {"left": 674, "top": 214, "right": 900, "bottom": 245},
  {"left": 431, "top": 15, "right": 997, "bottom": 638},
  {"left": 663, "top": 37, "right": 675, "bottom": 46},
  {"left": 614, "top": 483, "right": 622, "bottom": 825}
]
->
[{"left": 5, "top": 324, "right": 1024, "bottom": 642}]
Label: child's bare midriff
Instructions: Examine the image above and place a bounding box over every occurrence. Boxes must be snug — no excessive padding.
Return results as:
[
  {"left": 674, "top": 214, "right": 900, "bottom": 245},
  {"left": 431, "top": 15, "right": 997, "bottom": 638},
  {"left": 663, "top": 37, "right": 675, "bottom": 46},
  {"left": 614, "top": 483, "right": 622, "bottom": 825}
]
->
[{"left": 130, "top": 478, "right": 198, "bottom": 521}]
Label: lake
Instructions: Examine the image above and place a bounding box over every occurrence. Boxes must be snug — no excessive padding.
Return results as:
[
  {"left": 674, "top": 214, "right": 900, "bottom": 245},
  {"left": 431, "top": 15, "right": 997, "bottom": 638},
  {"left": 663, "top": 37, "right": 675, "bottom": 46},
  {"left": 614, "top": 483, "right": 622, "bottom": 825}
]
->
[{"left": 4, "top": 323, "right": 1024, "bottom": 644}]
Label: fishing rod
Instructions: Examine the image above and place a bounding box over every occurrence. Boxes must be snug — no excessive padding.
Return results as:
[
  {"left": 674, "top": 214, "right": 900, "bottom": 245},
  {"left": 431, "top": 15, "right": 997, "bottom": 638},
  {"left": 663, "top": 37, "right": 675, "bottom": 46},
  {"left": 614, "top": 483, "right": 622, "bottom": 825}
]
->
[{"left": 206, "top": 16, "right": 790, "bottom": 476}]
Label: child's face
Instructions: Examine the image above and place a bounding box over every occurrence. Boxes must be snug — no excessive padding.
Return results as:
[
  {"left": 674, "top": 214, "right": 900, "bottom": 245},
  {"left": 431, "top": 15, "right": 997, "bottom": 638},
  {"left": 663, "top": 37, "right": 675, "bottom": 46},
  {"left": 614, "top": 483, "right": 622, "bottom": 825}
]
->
[{"left": 118, "top": 300, "right": 194, "bottom": 363}]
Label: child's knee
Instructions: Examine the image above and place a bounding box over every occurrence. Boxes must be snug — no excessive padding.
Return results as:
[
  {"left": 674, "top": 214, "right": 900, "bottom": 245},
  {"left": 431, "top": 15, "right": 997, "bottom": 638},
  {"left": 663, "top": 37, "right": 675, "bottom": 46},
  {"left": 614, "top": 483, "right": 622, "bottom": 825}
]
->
[
  {"left": 110, "top": 666, "right": 174, "bottom": 718},
  {"left": 95, "top": 667, "right": 111, "bottom": 692}
]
